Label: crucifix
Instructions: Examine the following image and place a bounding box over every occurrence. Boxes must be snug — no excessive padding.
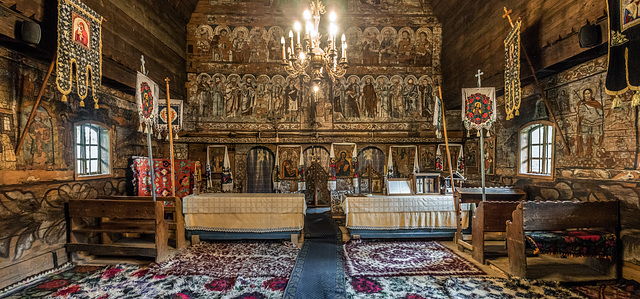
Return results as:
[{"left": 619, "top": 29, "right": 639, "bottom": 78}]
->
[
  {"left": 503, "top": 7, "right": 514, "bottom": 28},
  {"left": 475, "top": 69, "right": 487, "bottom": 202}
]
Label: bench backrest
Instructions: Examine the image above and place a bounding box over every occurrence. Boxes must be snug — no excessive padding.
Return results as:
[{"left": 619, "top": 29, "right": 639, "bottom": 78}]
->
[
  {"left": 520, "top": 200, "right": 618, "bottom": 231},
  {"left": 68, "top": 199, "right": 163, "bottom": 220},
  {"left": 477, "top": 201, "right": 521, "bottom": 232},
  {"left": 97, "top": 195, "right": 180, "bottom": 203}
]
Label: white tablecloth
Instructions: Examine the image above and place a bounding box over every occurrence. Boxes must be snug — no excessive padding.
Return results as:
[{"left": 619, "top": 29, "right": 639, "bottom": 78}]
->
[
  {"left": 183, "top": 193, "right": 306, "bottom": 233},
  {"left": 343, "top": 195, "right": 470, "bottom": 230}
]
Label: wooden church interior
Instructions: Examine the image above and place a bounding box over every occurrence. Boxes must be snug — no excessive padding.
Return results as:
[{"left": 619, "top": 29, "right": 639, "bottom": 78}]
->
[{"left": 1, "top": 0, "right": 639, "bottom": 298}]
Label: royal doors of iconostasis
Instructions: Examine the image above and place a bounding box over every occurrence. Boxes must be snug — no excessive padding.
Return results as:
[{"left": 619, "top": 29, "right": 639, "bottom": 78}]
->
[{"left": 303, "top": 146, "right": 331, "bottom": 207}]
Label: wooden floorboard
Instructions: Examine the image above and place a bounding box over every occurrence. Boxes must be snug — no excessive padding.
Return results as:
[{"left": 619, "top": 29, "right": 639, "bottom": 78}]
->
[{"left": 487, "top": 255, "right": 616, "bottom": 282}]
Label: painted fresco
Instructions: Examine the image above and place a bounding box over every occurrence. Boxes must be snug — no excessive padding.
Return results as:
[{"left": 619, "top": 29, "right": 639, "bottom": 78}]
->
[
  {"left": 483, "top": 136, "right": 495, "bottom": 175},
  {"left": 193, "top": 25, "right": 437, "bottom": 67},
  {"left": 20, "top": 106, "right": 54, "bottom": 168},
  {"left": 189, "top": 73, "right": 436, "bottom": 123}
]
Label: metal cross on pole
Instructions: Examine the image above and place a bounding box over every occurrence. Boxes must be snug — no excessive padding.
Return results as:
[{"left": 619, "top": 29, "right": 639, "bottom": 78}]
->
[
  {"left": 475, "top": 69, "right": 484, "bottom": 88},
  {"left": 476, "top": 69, "right": 487, "bottom": 202},
  {"left": 141, "top": 55, "right": 156, "bottom": 201}
]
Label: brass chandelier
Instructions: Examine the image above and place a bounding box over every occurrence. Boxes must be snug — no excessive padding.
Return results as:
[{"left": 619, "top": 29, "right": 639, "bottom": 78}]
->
[{"left": 280, "top": 0, "right": 348, "bottom": 83}]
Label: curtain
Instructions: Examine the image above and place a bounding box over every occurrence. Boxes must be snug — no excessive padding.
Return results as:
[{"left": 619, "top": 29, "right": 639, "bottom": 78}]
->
[{"left": 246, "top": 147, "right": 275, "bottom": 193}]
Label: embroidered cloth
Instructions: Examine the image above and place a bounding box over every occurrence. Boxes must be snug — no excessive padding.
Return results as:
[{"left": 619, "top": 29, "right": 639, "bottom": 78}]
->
[{"left": 525, "top": 230, "right": 616, "bottom": 259}]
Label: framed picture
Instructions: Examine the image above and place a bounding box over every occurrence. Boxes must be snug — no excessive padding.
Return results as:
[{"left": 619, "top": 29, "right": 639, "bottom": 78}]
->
[
  {"left": 333, "top": 144, "right": 355, "bottom": 178},
  {"left": 483, "top": 136, "right": 495, "bottom": 175},
  {"left": 72, "top": 12, "right": 90, "bottom": 48},
  {"left": 386, "top": 178, "right": 413, "bottom": 195},
  {"left": 418, "top": 145, "right": 436, "bottom": 172}
]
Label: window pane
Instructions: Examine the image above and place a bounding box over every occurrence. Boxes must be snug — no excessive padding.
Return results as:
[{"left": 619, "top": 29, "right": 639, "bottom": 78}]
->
[
  {"left": 531, "top": 159, "right": 541, "bottom": 173},
  {"left": 90, "top": 160, "right": 98, "bottom": 173},
  {"left": 76, "top": 145, "right": 83, "bottom": 159},
  {"left": 531, "top": 127, "right": 541, "bottom": 144},
  {"left": 77, "top": 160, "right": 84, "bottom": 174},
  {"left": 90, "top": 146, "right": 98, "bottom": 159},
  {"left": 76, "top": 126, "right": 82, "bottom": 145},
  {"left": 546, "top": 158, "right": 552, "bottom": 175},
  {"left": 546, "top": 126, "right": 553, "bottom": 143},
  {"left": 531, "top": 145, "right": 541, "bottom": 158}
]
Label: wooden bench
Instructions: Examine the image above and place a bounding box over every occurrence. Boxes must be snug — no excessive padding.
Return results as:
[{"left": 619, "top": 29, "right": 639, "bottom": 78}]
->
[
  {"left": 97, "top": 196, "right": 185, "bottom": 250},
  {"left": 506, "top": 200, "right": 619, "bottom": 279},
  {"left": 66, "top": 199, "right": 171, "bottom": 262},
  {"left": 472, "top": 201, "right": 520, "bottom": 264}
]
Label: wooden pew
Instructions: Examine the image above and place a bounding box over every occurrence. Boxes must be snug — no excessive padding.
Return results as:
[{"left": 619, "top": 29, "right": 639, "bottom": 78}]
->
[
  {"left": 97, "top": 196, "right": 185, "bottom": 249},
  {"left": 472, "top": 201, "right": 520, "bottom": 264},
  {"left": 506, "top": 200, "right": 619, "bottom": 279},
  {"left": 66, "top": 199, "right": 170, "bottom": 262}
]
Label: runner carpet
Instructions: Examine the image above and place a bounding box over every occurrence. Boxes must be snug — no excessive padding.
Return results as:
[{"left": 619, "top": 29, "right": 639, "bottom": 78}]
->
[{"left": 283, "top": 211, "right": 346, "bottom": 299}]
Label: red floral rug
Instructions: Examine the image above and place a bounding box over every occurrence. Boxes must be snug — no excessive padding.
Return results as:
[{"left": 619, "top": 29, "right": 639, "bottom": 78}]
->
[
  {"left": 149, "top": 241, "right": 300, "bottom": 278},
  {"left": 0, "top": 265, "right": 103, "bottom": 299},
  {"left": 343, "top": 240, "right": 485, "bottom": 277}
]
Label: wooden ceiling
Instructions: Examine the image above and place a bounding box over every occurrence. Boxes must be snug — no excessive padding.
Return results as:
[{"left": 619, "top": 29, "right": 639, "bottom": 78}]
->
[{"left": 430, "top": 0, "right": 607, "bottom": 108}]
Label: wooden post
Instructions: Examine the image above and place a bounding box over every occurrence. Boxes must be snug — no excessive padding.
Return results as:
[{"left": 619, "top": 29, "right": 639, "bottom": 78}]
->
[
  {"left": 165, "top": 78, "right": 176, "bottom": 197},
  {"left": 438, "top": 85, "right": 459, "bottom": 242},
  {"left": 15, "top": 56, "right": 56, "bottom": 154}
]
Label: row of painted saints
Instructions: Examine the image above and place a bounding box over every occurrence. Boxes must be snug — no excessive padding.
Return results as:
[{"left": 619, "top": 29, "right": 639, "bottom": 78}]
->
[
  {"left": 190, "top": 73, "right": 436, "bottom": 122},
  {"left": 195, "top": 25, "right": 436, "bottom": 66}
]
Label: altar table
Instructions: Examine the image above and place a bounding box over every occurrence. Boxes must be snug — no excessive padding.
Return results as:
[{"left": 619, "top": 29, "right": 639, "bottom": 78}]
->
[{"left": 183, "top": 193, "right": 306, "bottom": 235}]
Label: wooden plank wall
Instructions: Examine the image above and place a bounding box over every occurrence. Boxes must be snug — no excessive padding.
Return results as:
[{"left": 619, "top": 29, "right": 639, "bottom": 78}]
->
[
  {"left": 430, "top": 0, "right": 607, "bottom": 108},
  {"left": 0, "top": 0, "right": 198, "bottom": 98}
]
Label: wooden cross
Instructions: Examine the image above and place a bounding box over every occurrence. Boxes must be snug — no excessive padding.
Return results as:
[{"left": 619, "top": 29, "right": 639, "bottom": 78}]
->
[
  {"left": 475, "top": 69, "right": 484, "bottom": 88},
  {"left": 503, "top": 7, "right": 514, "bottom": 28}
]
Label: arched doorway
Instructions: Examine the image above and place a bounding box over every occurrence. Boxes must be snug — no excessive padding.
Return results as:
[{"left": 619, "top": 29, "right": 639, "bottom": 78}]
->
[
  {"left": 357, "top": 146, "right": 385, "bottom": 194},
  {"left": 303, "top": 146, "right": 330, "bottom": 207},
  {"left": 246, "top": 146, "right": 275, "bottom": 193}
]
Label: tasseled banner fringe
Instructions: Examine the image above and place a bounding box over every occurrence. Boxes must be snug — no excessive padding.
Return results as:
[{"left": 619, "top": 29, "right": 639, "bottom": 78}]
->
[
  {"left": 612, "top": 95, "right": 623, "bottom": 109},
  {"left": 61, "top": 94, "right": 68, "bottom": 102},
  {"left": 138, "top": 123, "right": 143, "bottom": 133},
  {"left": 158, "top": 131, "right": 162, "bottom": 139},
  {"left": 143, "top": 125, "right": 148, "bottom": 134},
  {"left": 174, "top": 132, "right": 179, "bottom": 140},
  {"left": 486, "top": 130, "right": 490, "bottom": 138},
  {"left": 79, "top": 100, "right": 85, "bottom": 107},
  {"left": 94, "top": 102, "right": 100, "bottom": 109},
  {"left": 466, "top": 130, "right": 470, "bottom": 138},
  {"left": 632, "top": 91, "right": 640, "bottom": 107},
  {"left": 476, "top": 130, "right": 481, "bottom": 137}
]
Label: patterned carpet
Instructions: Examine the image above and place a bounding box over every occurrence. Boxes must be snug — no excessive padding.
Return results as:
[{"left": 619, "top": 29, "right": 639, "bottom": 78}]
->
[
  {"left": 343, "top": 240, "right": 485, "bottom": 277},
  {"left": 47, "top": 264, "right": 287, "bottom": 299},
  {"left": 345, "top": 275, "right": 586, "bottom": 299},
  {"left": 0, "top": 265, "right": 103, "bottom": 299},
  {"left": 149, "top": 241, "right": 299, "bottom": 277}
]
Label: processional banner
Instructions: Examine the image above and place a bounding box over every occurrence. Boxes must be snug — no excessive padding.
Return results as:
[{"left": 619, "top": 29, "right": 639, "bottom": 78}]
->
[
  {"left": 504, "top": 20, "right": 521, "bottom": 120},
  {"left": 56, "top": 0, "right": 102, "bottom": 108},
  {"left": 462, "top": 87, "right": 496, "bottom": 134},
  {"left": 156, "top": 99, "right": 184, "bottom": 139},
  {"left": 606, "top": 0, "right": 640, "bottom": 106},
  {"left": 136, "top": 72, "right": 159, "bottom": 133}
]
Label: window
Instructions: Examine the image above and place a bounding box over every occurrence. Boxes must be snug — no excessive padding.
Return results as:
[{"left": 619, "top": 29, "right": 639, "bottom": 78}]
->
[
  {"left": 75, "top": 122, "right": 111, "bottom": 177},
  {"left": 519, "top": 122, "right": 554, "bottom": 177}
]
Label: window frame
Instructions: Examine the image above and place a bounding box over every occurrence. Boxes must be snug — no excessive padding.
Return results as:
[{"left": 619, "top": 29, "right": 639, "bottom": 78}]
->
[
  {"left": 517, "top": 120, "right": 555, "bottom": 180},
  {"left": 74, "top": 121, "right": 113, "bottom": 180}
]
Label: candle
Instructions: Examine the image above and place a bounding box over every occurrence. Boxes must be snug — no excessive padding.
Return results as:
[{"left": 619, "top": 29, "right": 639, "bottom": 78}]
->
[
  {"left": 289, "top": 30, "right": 294, "bottom": 51},
  {"left": 294, "top": 22, "right": 301, "bottom": 45},
  {"left": 288, "top": 46, "right": 292, "bottom": 59},
  {"left": 281, "top": 36, "right": 286, "bottom": 60}
]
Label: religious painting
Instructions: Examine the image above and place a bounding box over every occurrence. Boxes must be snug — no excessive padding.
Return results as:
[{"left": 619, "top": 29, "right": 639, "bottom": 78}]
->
[
  {"left": 462, "top": 87, "right": 496, "bottom": 133},
  {"left": 72, "top": 13, "right": 90, "bottom": 48},
  {"left": 414, "top": 28, "right": 433, "bottom": 66},
  {"left": 157, "top": 99, "right": 183, "bottom": 137},
  {"left": 267, "top": 26, "right": 284, "bottom": 62},
  {"left": 278, "top": 146, "right": 300, "bottom": 180},
  {"left": 303, "top": 146, "right": 330, "bottom": 172},
  {"left": 391, "top": 146, "right": 416, "bottom": 178},
  {"left": 333, "top": 144, "right": 355, "bottom": 178},
  {"left": 357, "top": 146, "right": 385, "bottom": 175},
  {"left": 0, "top": 111, "right": 16, "bottom": 170},
  {"left": 213, "top": 25, "right": 232, "bottom": 62},
  {"left": 57, "top": 0, "right": 103, "bottom": 108},
  {"left": 418, "top": 75, "right": 434, "bottom": 117},
  {"left": 622, "top": 0, "right": 640, "bottom": 31},
  {"left": 396, "top": 27, "right": 414, "bottom": 65},
  {"left": 379, "top": 27, "right": 397, "bottom": 65},
  {"left": 207, "top": 146, "right": 234, "bottom": 174},
  {"left": 362, "top": 27, "right": 380, "bottom": 64},
  {"left": 418, "top": 145, "right": 436, "bottom": 172},
  {"left": 464, "top": 139, "right": 478, "bottom": 169},
  {"left": 21, "top": 106, "right": 54, "bottom": 167},
  {"left": 576, "top": 86, "right": 605, "bottom": 157},
  {"left": 232, "top": 26, "right": 250, "bottom": 63},
  {"left": 135, "top": 72, "right": 159, "bottom": 132},
  {"left": 436, "top": 144, "right": 463, "bottom": 173},
  {"left": 482, "top": 137, "right": 495, "bottom": 175},
  {"left": 504, "top": 20, "right": 521, "bottom": 120}
]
